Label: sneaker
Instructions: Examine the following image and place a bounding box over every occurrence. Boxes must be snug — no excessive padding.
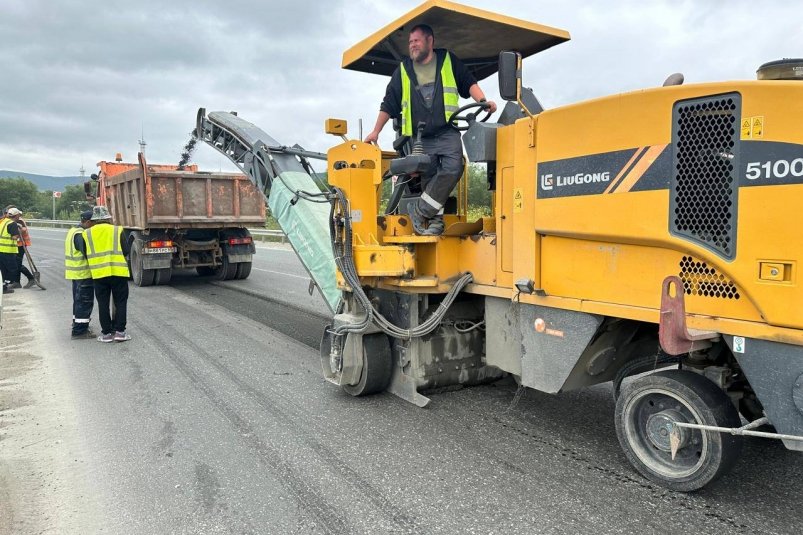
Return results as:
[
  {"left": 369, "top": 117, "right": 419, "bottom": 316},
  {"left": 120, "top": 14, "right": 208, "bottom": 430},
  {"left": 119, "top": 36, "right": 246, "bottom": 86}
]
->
[
  {"left": 97, "top": 333, "right": 115, "bottom": 343},
  {"left": 9, "top": 282, "right": 21, "bottom": 289},
  {"left": 71, "top": 330, "right": 96, "bottom": 340},
  {"left": 114, "top": 331, "right": 131, "bottom": 342},
  {"left": 23, "top": 278, "right": 36, "bottom": 289}
]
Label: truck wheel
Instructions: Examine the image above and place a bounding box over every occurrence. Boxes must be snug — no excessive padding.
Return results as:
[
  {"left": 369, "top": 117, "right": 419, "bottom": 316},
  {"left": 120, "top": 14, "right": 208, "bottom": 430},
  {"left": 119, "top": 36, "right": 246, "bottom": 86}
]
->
[
  {"left": 130, "top": 242, "right": 155, "bottom": 287},
  {"left": 214, "top": 257, "right": 238, "bottom": 280},
  {"left": 154, "top": 268, "right": 172, "bottom": 285},
  {"left": 615, "top": 370, "right": 742, "bottom": 492},
  {"left": 342, "top": 333, "right": 393, "bottom": 397},
  {"left": 235, "top": 261, "right": 252, "bottom": 280}
]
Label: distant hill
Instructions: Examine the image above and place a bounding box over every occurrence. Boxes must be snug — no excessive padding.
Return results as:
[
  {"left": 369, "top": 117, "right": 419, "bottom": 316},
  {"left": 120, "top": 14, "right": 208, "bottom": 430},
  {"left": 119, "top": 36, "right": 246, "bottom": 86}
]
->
[{"left": 0, "top": 170, "right": 87, "bottom": 192}]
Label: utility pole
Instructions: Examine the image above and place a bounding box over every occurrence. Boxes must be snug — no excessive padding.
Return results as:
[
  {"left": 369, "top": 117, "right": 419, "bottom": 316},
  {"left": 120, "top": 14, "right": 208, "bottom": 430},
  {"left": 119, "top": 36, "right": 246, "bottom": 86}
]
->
[{"left": 139, "top": 124, "right": 147, "bottom": 157}]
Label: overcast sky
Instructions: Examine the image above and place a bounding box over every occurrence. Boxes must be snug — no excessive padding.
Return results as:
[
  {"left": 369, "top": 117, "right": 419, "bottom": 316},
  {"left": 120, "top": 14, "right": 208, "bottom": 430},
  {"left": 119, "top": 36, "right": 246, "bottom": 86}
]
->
[{"left": 0, "top": 0, "right": 798, "bottom": 177}]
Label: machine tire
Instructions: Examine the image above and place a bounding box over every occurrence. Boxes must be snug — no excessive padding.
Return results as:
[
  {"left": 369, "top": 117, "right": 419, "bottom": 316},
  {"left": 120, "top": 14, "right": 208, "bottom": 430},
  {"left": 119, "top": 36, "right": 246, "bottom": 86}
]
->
[
  {"left": 196, "top": 266, "right": 215, "bottom": 276},
  {"left": 154, "top": 267, "right": 172, "bottom": 285},
  {"left": 235, "top": 261, "right": 252, "bottom": 280},
  {"left": 342, "top": 333, "right": 393, "bottom": 397},
  {"left": 213, "top": 257, "right": 237, "bottom": 281},
  {"left": 615, "top": 370, "right": 742, "bottom": 492},
  {"left": 130, "top": 241, "right": 155, "bottom": 287}
]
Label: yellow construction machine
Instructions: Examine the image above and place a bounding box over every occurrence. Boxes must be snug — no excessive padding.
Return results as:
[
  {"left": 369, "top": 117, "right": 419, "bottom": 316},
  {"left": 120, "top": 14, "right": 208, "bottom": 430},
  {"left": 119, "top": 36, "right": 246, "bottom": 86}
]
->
[{"left": 197, "top": 0, "right": 803, "bottom": 491}]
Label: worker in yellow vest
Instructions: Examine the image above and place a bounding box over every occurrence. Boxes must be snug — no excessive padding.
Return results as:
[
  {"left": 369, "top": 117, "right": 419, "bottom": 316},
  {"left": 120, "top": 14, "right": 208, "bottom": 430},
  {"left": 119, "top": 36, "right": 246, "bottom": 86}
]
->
[
  {"left": 80, "top": 206, "right": 131, "bottom": 343},
  {"left": 0, "top": 207, "right": 23, "bottom": 294},
  {"left": 66, "top": 211, "right": 96, "bottom": 339},
  {"left": 364, "top": 24, "right": 496, "bottom": 235}
]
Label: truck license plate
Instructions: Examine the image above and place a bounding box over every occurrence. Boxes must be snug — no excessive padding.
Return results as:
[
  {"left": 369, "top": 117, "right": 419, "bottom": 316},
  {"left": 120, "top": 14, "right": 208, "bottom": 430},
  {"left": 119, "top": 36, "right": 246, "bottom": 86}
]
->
[{"left": 143, "top": 247, "right": 176, "bottom": 254}]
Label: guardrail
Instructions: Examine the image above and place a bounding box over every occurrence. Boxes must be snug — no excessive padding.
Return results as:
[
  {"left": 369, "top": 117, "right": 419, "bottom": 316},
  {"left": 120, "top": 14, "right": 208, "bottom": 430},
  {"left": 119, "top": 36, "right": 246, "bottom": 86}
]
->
[{"left": 25, "top": 220, "right": 287, "bottom": 243}]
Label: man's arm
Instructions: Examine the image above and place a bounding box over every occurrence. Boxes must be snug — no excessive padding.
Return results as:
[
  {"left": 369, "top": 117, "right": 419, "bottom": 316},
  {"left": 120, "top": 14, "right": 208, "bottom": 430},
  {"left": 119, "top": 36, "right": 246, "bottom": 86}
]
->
[
  {"left": 451, "top": 53, "right": 497, "bottom": 113},
  {"left": 74, "top": 233, "right": 87, "bottom": 256}
]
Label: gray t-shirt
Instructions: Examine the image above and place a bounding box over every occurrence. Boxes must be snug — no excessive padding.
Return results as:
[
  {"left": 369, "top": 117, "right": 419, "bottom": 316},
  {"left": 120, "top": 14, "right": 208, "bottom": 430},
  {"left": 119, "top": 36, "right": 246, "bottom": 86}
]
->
[{"left": 413, "top": 59, "right": 437, "bottom": 109}]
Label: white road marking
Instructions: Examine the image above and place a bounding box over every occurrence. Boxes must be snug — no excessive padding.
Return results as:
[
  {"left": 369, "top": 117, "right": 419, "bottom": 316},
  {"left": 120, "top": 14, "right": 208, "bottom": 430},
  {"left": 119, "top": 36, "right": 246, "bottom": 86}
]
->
[{"left": 252, "top": 267, "right": 308, "bottom": 280}]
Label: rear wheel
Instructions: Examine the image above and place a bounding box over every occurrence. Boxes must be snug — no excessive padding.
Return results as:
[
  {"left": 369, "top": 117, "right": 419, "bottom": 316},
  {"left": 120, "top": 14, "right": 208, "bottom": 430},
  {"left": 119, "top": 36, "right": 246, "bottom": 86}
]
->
[
  {"left": 213, "top": 256, "right": 237, "bottom": 280},
  {"left": 342, "top": 333, "right": 393, "bottom": 396},
  {"left": 130, "top": 241, "right": 155, "bottom": 287},
  {"left": 235, "top": 261, "right": 252, "bottom": 280},
  {"left": 615, "top": 370, "right": 742, "bottom": 492}
]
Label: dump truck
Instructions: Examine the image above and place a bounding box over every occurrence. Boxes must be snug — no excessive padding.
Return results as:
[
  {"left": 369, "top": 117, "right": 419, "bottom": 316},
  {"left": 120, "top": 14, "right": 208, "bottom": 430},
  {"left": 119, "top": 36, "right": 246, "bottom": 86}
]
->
[
  {"left": 195, "top": 0, "right": 803, "bottom": 491},
  {"left": 90, "top": 153, "right": 263, "bottom": 286}
]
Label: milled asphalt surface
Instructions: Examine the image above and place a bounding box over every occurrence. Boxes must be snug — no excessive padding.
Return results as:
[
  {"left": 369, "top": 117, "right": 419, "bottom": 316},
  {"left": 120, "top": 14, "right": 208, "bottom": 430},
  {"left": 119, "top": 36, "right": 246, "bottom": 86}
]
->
[{"left": 0, "top": 228, "right": 801, "bottom": 534}]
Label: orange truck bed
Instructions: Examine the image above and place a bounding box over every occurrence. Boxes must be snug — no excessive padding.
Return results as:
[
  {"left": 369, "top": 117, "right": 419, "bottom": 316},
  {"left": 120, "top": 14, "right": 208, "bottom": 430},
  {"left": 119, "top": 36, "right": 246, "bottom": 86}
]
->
[{"left": 97, "top": 153, "right": 265, "bottom": 230}]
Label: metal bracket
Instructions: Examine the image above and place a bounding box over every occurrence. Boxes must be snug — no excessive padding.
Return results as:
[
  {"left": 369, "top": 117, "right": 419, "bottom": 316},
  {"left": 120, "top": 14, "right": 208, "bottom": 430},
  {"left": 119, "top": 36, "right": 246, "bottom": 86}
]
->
[
  {"left": 670, "top": 416, "right": 803, "bottom": 459},
  {"left": 659, "top": 276, "right": 718, "bottom": 355}
]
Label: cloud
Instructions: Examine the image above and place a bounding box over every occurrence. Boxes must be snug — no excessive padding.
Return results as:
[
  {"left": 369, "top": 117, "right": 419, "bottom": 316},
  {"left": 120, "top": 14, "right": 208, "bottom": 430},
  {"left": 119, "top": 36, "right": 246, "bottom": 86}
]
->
[{"left": 0, "top": 0, "right": 798, "bottom": 175}]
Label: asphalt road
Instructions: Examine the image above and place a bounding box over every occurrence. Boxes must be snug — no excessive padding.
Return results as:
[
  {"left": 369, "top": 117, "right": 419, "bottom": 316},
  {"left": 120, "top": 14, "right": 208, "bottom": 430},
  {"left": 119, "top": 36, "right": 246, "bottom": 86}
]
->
[{"left": 0, "top": 228, "right": 801, "bottom": 534}]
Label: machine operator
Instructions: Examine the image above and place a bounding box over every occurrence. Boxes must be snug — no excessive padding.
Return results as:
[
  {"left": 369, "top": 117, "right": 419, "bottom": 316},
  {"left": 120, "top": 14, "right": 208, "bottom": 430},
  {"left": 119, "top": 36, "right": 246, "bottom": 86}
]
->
[{"left": 364, "top": 24, "right": 497, "bottom": 236}]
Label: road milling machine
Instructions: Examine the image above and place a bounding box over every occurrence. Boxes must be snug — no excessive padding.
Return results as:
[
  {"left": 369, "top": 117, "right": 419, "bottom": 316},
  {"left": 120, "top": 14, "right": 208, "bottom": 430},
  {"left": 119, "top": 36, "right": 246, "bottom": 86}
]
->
[{"left": 196, "top": 0, "right": 803, "bottom": 491}]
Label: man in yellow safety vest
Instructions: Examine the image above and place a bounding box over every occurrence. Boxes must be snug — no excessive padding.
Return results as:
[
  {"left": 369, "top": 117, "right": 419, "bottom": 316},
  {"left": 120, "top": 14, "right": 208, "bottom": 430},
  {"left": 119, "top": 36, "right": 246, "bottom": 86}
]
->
[
  {"left": 80, "top": 206, "right": 132, "bottom": 343},
  {"left": 65, "top": 210, "right": 96, "bottom": 339},
  {"left": 0, "top": 207, "right": 23, "bottom": 294},
  {"left": 364, "top": 23, "right": 497, "bottom": 235}
]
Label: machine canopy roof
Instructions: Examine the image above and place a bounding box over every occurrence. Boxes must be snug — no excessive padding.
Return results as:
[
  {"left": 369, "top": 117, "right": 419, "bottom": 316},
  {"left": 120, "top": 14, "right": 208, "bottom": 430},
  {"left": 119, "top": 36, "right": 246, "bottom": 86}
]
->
[{"left": 342, "top": 0, "right": 570, "bottom": 81}]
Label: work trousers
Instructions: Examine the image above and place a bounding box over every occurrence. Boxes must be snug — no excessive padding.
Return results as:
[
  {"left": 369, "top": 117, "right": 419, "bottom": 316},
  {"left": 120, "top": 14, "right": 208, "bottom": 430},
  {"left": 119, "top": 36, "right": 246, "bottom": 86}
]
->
[
  {"left": 0, "top": 252, "right": 18, "bottom": 287},
  {"left": 416, "top": 128, "right": 463, "bottom": 218},
  {"left": 71, "top": 278, "right": 95, "bottom": 335},
  {"left": 15, "top": 248, "right": 33, "bottom": 283},
  {"left": 94, "top": 276, "right": 129, "bottom": 334}
]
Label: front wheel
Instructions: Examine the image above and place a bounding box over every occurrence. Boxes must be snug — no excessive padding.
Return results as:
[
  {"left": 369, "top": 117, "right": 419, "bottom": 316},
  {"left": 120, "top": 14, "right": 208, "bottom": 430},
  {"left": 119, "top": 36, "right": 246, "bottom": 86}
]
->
[{"left": 615, "top": 370, "right": 742, "bottom": 492}]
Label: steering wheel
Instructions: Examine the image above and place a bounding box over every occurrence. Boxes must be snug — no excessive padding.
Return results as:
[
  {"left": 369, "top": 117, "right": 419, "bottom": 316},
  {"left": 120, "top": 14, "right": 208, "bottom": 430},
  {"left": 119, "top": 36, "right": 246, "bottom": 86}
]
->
[{"left": 447, "top": 101, "right": 492, "bottom": 131}]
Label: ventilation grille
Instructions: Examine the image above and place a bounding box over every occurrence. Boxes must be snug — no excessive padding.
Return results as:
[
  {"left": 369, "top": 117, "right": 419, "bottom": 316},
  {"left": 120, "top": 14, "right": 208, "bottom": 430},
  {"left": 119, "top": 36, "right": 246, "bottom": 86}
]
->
[
  {"left": 679, "top": 256, "right": 740, "bottom": 300},
  {"left": 671, "top": 94, "right": 740, "bottom": 259}
]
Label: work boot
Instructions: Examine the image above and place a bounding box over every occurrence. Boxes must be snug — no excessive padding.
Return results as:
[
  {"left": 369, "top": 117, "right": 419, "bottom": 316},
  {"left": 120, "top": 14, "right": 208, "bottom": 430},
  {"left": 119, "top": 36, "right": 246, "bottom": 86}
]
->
[
  {"left": 410, "top": 204, "right": 430, "bottom": 235},
  {"left": 9, "top": 282, "right": 21, "bottom": 289},
  {"left": 2, "top": 286, "right": 13, "bottom": 294},
  {"left": 23, "top": 278, "right": 36, "bottom": 289},
  {"left": 423, "top": 215, "right": 444, "bottom": 236},
  {"left": 71, "top": 330, "right": 96, "bottom": 340}
]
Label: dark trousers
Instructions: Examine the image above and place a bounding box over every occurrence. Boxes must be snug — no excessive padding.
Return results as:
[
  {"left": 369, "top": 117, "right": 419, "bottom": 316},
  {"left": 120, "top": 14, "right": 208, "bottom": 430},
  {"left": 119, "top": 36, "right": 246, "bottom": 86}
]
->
[
  {"left": 0, "top": 252, "right": 18, "bottom": 286},
  {"left": 416, "top": 128, "right": 464, "bottom": 218},
  {"left": 15, "top": 248, "right": 33, "bottom": 283},
  {"left": 94, "top": 276, "right": 129, "bottom": 334},
  {"left": 72, "top": 278, "right": 95, "bottom": 335}
]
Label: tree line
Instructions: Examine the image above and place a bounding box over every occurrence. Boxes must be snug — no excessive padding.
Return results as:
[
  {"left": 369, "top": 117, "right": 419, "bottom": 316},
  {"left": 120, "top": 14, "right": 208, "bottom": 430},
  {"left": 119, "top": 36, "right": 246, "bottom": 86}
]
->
[{"left": 0, "top": 178, "right": 92, "bottom": 220}]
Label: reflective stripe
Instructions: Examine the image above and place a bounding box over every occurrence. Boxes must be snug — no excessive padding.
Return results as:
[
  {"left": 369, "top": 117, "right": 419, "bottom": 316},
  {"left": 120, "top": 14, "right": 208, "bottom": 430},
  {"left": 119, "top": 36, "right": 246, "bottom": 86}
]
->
[
  {"left": 74, "top": 318, "right": 90, "bottom": 324},
  {"left": 421, "top": 192, "right": 443, "bottom": 210},
  {"left": 399, "top": 51, "right": 460, "bottom": 136},
  {"left": 83, "top": 224, "right": 130, "bottom": 279}
]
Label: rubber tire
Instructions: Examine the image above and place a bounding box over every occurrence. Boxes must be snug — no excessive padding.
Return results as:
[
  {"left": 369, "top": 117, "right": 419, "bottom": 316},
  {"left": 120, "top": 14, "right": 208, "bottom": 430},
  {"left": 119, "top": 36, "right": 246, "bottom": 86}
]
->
[
  {"left": 615, "top": 370, "right": 743, "bottom": 492},
  {"left": 235, "top": 261, "right": 252, "bottom": 280},
  {"left": 154, "top": 267, "right": 172, "bottom": 285},
  {"left": 130, "top": 242, "right": 155, "bottom": 287},
  {"left": 213, "top": 257, "right": 237, "bottom": 281},
  {"left": 196, "top": 266, "right": 214, "bottom": 276},
  {"left": 342, "top": 333, "right": 393, "bottom": 397}
]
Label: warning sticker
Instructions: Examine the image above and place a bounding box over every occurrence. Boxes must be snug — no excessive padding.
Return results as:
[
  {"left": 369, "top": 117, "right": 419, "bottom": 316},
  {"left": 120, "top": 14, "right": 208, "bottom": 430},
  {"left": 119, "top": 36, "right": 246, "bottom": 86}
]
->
[
  {"left": 751, "top": 116, "right": 764, "bottom": 139},
  {"left": 741, "top": 118, "right": 751, "bottom": 139},
  {"left": 513, "top": 188, "right": 523, "bottom": 213}
]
